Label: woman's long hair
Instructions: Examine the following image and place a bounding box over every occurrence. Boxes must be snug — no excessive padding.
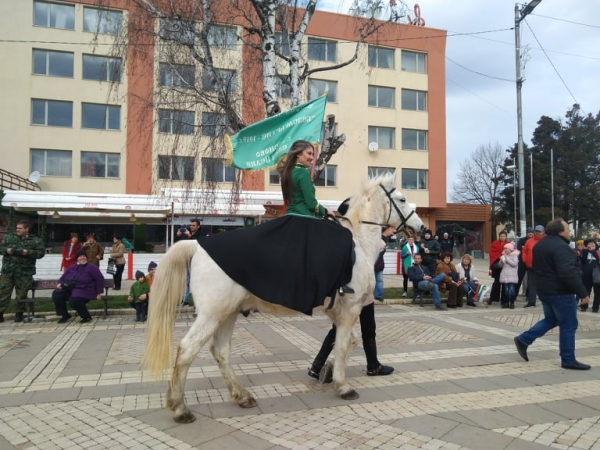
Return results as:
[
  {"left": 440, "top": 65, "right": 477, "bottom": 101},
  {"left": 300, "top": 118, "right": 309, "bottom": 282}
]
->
[{"left": 279, "top": 140, "right": 314, "bottom": 203}]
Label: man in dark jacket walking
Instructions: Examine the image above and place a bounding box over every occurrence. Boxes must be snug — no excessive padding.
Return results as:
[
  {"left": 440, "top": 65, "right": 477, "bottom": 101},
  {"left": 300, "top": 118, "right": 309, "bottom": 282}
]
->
[{"left": 514, "top": 219, "right": 591, "bottom": 370}]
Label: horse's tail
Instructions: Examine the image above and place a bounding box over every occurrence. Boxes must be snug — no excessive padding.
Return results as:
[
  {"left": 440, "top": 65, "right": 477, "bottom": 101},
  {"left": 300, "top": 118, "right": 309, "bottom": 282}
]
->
[{"left": 142, "top": 240, "right": 199, "bottom": 378}]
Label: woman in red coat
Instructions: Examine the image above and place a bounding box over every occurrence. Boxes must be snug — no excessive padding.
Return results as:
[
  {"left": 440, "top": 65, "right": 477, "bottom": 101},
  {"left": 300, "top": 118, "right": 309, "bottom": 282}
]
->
[
  {"left": 61, "top": 233, "right": 82, "bottom": 272},
  {"left": 488, "top": 230, "right": 508, "bottom": 305}
]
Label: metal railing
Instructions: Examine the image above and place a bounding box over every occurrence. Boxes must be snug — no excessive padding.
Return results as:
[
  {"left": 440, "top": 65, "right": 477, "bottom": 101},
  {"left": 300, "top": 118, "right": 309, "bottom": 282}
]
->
[{"left": 0, "top": 169, "right": 41, "bottom": 191}]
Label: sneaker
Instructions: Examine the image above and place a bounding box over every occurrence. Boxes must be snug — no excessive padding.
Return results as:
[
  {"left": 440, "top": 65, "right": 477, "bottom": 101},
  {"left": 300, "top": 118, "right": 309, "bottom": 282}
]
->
[
  {"left": 435, "top": 304, "right": 447, "bottom": 311},
  {"left": 402, "top": 292, "right": 407, "bottom": 298}
]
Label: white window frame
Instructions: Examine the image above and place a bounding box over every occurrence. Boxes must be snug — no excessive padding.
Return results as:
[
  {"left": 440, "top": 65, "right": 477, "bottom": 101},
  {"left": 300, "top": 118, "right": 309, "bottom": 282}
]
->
[
  {"left": 32, "top": 49, "right": 74, "bottom": 78},
  {"left": 207, "top": 25, "right": 237, "bottom": 49},
  {"left": 83, "top": 7, "right": 122, "bottom": 35},
  {"left": 158, "top": 109, "right": 195, "bottom": 135},
  {"left": 33, "top": 1, "right": 75, "bottom": 30},
  {"left": 201, "top": 69, "right": 237, "bottom": 93},
  {"left": 401, "top": 89, "right": 427, "bottom": 111},
  {"left": 81, "top": 152, "right": 120, "bottom": 178},
  {"left": 201, "top": 112, "right": 228, "bottom": 137},
  {"left": 368, "top": 167, "right": 396, "bottom": 179},
  {"left": 30, "top": 149, "right": 72, "bottom": 177},
  {"left": 402, "top": 129, "right": 428, "bottom": 150},
  {"left": 368, "top": 126, "right": 395, "bottom": 149},
  {"left": 159, "top": 63, "right": 195, "bottom": 88},
  {"left": 368, "top": 85, "right": 395, "bottom": 108},
  {"left": 368, "top": 45, "right": 394, "bottom": 69},
  {"left": 158, "top": 155, "right": 195, "bottom": 181},
  {"left": 31, "top": 99, "right": 73, "bottom": 127},
  {"left": 307, "top": 38, "right": 336, "bottom": 62},
  {"left": 314, "top": 165, "right": 337, "bottom": 187},
  {"left": 308, "top": 79, "right": 337, "bottom": 102},
  {"left": 402, "top": 168, "right": 428, "bottom": 190},
  {"left": 201, "top": 158, "right": 235, "bottom": 183},
  {"left": 401, "top": 50, "right": 427, "bottom": 73},
  {"left": 82, "top": 54, "right": 122, "bottom": 82},
  {"left": 81, "top": 103, "right": 121, "bottom": 130}
]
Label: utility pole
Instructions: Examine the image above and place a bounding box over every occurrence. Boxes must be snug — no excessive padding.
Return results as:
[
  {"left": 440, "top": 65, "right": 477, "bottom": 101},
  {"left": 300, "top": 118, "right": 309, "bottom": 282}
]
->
[{"left": 515, "top": 0, "right": 541, "bottom": 236}]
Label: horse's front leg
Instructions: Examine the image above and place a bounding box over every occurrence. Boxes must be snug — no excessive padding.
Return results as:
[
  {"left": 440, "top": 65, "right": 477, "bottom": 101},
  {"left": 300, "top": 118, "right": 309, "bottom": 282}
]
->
[
  {"left": 167, "top": 317, "right": 219, "bottom": 423},
  {"left": 331, "top": 310, "right": 361, "bottom": 400},
  {"left": 211, "top": 312, "right": 257, "bottom": 408}
]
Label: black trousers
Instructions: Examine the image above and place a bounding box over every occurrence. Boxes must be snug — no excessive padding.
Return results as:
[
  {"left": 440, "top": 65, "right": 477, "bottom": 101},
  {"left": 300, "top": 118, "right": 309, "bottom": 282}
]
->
[
  {"left": 134, "top": 302, "right": 148, "bottom": 319},
  {"left": 526, "top": 268, "right": 537, "bottom": 305},
  {"left": 53, "top": 291, "right": 91, "bottom": 319},
  {"left": 582, "top": 276, "right": 600, "bottom": 311},
  {"left": 490, "top": 267, "right": 506, "bottom": 304},
  {"left": 113, "top": 264, "right": 125, "bottom": 289},
  {"left": 516, "top": 262, "right": 527, "bottom": 296}
]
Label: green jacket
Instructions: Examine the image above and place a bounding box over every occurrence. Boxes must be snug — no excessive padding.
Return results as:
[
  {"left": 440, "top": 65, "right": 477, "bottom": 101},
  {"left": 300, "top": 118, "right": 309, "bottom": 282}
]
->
[
  {"left": 0, "top": 233, "right": 45, "bottom": 277},
  {"left": 285, "top": 164, "right": 326, "bottom": 218},
  {"left": 129, "top": 280, "right": 150, "bottom": 303}
]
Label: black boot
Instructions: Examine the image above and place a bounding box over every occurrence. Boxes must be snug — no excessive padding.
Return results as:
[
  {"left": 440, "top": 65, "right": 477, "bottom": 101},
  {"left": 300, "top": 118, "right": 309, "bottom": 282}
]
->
[
  {"left": 308, "top": 327, "right": 336, "bottom": 383},
  {"left": 14, "top": 312, "right": 24, "bottom": 323},
  {"left": 338, "top": 285, "right": 354, "bottom": 295},
  {"left": 363, "top": 338, "right": 394, "bottom": 376},
  {"left": 0, "top": 312, "right": 4, "bottom": 323}
]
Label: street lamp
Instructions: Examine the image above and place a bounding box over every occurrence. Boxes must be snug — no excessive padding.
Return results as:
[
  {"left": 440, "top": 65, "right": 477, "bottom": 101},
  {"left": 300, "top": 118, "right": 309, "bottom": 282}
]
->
[
  {"left": 515, "top": 0, "right": 542, "bottom": 236},
  {"left": 507, "top": 160, "right": 517, "bottom": 235}
]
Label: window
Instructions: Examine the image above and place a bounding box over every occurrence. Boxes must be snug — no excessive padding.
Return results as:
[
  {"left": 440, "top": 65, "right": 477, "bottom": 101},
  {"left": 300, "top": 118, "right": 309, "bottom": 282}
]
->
[
  {"left": 274, "top": 33, "right": 290, "bottom": 56},
  {"left": 401, "top": 89, "right": 427, "bottom": 111},
  {"left": 202, "top": 158, "right": 235, "bottom": 182},
  {"left": 202, "top": 113, "right": 228, "bottom": 137},
  {"left": 314, "top": 165, "right": 337, "bottom": 187},
  {"left": 401, "top": 50, "right": 427, "bottom": 73},
  {"left": 207, "top": 25, "right": 237, "bottom": 49},
  {"left": 32, "top": 49, "right": 73, "bottom": 77},
  {"left": 81, "top": 152, "right": 119, "bottom": 178},
  {"left": 308, "top": 38, "right": 336, "bottom": 62},
  {"left": 368, "top": 167, "right": 395, "bottom": 179},
  {"left": 202, "top": 69, "right": 237, "bottom": 93},
  {"left": 34, "top": 1, "right": 74, "bottom": 30},
  {"left": 30, "top": 149, "right": 72, "bottom": 176},
  {"left": 402, "top": 129, "right": 427, "bottom": 150},
  {"left": 275, "top": 75, "right": 291, "bottom": 99},
  {"left": 31, "top": 99, "right": 72, "bottom": 127},
  {"left": 82, "top": 103, "right": 120, "bottom": 130},
  {"left": 159, "top": 18, "right": 195, "bottom": 45},
  {"left": 83, "top": 7, "right": 122, "bottom": 35},
  {"left": 269, "top": 170, "right": 280, "bottom": 185},
  {"left": 158, "top": 110, "right": 195, "bottom": 135},
  {"left": 368, "top": 85, "right": 395, "bottom": 108},
  {"left": 368, "top": 46, "right": 394, "bottom": 69},
  {"left": 159, "top": 63, "right": 195, "bottom": 88},
  {"left": 402, "top": 168, "right": 428, "bottom": 190},
  {"left": 82, "top": 54, "right": 122, "bottom": 82},
  {"left": 308, "top": 79, "right": 337, "bottom": 102},
  {"left": 158, "top": 156, "right": 195, "bottom": 181},
  {"left": 368, "top": 126, "right": 395, "bottom": 149}
]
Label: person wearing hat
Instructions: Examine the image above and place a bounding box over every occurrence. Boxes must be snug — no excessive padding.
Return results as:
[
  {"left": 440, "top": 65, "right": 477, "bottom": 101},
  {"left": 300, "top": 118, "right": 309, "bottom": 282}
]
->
[
  {"left": 52, "top": 250, "right": 104, "bottom": 324},
  {"left": 146, "top": 261, "right": 157, "bottom": 287},
  {"left": 499, "top": 242, "right": 520, "bottom": 309},
  {"left": 420, "top": 228, "right": 441, "bottom": 274},
  {"left": 521, "top": 225, "right": 546, "bottom": 307},
  {"left": 128, "top": 270, "right": 150, "bottom": 322},
  {"left": 82, "top": 233, "right": 104, "bottom": 268},
  {"left": 516, "top": 228, "right": 535, "bottom": 298}
]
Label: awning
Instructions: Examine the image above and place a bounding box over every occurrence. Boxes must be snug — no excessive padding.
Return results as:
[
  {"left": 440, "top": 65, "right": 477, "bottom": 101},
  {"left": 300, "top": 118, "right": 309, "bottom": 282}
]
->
[{"left": 173, "top": 202, "right": 265, "bottom": 216}]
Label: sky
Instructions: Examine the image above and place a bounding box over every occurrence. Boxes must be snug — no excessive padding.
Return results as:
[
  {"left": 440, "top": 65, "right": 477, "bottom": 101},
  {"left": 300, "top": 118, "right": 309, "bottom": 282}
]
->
[{"left": 318, "top": 0, "right": 600, "bottom": 199}]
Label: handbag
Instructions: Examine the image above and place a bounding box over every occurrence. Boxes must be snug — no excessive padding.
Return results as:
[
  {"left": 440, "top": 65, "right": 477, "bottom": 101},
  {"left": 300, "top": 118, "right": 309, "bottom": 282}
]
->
[
  {"left": 106, "top": 257, "right": 117, "bottom": 275},
  {"left": 61, "top": 281, "right": 76, "bottom": 292},
  {"left": 449, "top": 271, "right": 460, "bottom": 282},
  {"left": 490, "top": 259, "right": 502, "bottom": 270}
]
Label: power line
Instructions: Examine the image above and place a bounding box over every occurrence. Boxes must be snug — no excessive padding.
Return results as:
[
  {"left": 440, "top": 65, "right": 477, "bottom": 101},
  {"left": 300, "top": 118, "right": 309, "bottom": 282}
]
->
[
  {"left": 445, "top": 76, "right": 513, "bottom": 116},
  {"left": 530, "top": 12, "right": 600, "bottom": 30},
  {"left": 524, "top": 19, "right": 584, "bottom": 114},
  {"left": 446, "top": 56, "right": 514, "bottom": 83}
]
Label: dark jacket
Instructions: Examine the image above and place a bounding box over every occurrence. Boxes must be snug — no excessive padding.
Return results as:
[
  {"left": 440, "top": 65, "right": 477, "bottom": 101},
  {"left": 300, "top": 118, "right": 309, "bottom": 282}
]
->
[
  {"left": 407, "top": 263, "right": 432, "bottom": 283},
  {"left": 421, "top": 238, "right": 441, "bottom": 265},
  {"left": 533, "top": 235, "right": 588, "bottom": 298},
  {"left": 285, "top": 164, "right": 326, "bottom": 218},
  {"left": 57, "top": 263, "right": 105, "bottom": 300},
  {"left": 579, "top": 249, "right": 600, "bottom": 284},
  {"left": 440, "top": 238, "right": 453, "bottom": 253},
  {"left": 0, "top": 233, "right": 45, "bottom": 277}
]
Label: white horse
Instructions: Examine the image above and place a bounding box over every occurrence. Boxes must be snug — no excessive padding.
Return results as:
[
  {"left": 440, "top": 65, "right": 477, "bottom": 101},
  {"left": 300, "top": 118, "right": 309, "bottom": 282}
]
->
[{"left": 142, "top": 174, "right": 424, "bottom": 423}]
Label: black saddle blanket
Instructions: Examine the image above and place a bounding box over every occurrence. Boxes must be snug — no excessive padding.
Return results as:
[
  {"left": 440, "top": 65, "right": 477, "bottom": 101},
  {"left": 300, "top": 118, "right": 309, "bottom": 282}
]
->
[{"left": 199, "top": 215, "right": 354, "bottom": 314}]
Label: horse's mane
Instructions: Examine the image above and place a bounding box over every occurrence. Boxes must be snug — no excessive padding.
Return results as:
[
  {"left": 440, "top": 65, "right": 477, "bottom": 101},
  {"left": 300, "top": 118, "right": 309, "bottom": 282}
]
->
[{"left": 344, "top": 173, "right": 396, "bottom": 227}]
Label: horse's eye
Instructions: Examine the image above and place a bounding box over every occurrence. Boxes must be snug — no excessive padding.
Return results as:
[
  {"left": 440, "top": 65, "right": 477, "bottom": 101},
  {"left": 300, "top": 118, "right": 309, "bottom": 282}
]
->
[{"left": 400, "top": 198, "right": 406, "bottom": 203}]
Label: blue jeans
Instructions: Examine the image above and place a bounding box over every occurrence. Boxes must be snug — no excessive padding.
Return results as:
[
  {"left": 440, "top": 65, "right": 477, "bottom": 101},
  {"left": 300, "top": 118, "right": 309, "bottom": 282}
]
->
[
  {"left": 462, "top": 281, "right": 478, "bottom": 303},
  {"left": 417, "top": 273, "right": 446, "bottom": 307},
  {"left": 374, "top": 270, "right": 384, "bottom": 300},
  {"left": 517, "top": 293, "right": 579, "bottom": 365},
  {"left": 504, "top": 283, "right": 517, "bottom": 301}
]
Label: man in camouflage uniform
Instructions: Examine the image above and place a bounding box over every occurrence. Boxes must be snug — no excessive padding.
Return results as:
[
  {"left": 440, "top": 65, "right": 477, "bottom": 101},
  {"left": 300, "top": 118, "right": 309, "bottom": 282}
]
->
[{"left": 0, "top": 221, "right": 45, "bottom": 323}]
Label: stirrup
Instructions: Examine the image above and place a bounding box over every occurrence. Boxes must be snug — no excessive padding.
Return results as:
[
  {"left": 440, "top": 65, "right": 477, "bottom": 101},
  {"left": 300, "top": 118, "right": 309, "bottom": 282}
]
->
[{"left": 338, "top": 285, "right": 355, "bottom": 295}]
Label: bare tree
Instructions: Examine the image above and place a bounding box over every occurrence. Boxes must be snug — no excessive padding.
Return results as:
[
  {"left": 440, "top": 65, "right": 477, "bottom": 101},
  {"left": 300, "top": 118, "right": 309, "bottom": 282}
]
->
[{"left": 451, "top": 142, "right": 507, "bottom": 238}]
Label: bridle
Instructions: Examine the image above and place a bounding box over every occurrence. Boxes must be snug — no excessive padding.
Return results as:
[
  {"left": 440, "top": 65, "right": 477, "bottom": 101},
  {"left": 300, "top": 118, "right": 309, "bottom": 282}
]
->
[{"left": 358, "top": 185, "right": 416, "bottom": 234}]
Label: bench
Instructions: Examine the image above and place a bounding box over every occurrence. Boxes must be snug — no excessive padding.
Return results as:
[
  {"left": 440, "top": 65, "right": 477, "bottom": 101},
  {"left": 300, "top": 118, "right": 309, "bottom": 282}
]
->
[{"left": 19, "top": 278, "right": 115, "bottom": 322}]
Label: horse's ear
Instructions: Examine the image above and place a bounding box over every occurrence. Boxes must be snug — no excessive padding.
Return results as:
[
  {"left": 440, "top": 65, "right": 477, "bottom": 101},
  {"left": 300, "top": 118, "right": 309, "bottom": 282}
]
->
[{"left": 337, "top": 197, "right": 351, "bottom": 216}]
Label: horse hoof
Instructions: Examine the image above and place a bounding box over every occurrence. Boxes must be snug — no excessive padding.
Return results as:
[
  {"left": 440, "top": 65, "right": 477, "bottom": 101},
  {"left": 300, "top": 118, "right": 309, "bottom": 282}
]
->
[
  {"left": 174, "top": 411, "right": 196, "bottom": 423},
  {"left": 239, "top": 396, "right": 258, "bottom": 408},
  {"left": 341, "top": 389, "right": 359, "bottom": 400}
]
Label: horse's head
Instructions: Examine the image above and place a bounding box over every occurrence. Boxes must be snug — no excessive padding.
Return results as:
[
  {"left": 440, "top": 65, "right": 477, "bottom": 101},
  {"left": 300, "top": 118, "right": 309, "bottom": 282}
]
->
[{"left": 341, "top": 174, "right": 425, "bottom": 238}]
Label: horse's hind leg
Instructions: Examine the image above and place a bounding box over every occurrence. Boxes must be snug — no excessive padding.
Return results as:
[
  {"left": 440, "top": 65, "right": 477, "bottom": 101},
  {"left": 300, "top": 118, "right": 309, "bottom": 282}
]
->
[
  {"left": 332, "top": 317, "right": 360, "bottom": 400},
  {"left": 211, "top": 312, "right": 257, "bottom": 408},
  {"left": 167, "top": 317, "right": 219, "bottom": 423}
]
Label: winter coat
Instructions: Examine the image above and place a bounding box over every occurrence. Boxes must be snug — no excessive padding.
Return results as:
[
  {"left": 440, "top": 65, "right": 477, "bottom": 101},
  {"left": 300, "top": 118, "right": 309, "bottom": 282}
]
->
[
  {"left": 579, "top": 249, "right": 600, "bottom": 286},
  {"left": 489, "top": 239, "right": 506, "bottom": 269},
  {"left": 499, "top": 251, "right": 520, "bottom": 284},
  {"left": 0, "top": 233, "right": 45, "bottom": 277},
  {"left": 110, "top": 242, "right": 126, "bottom": 265},
  {"left": 522, "top": 235, "right": 544, "bottom": 269},
  {"left": 435, "top": 261, "right": 458, "bottom": 291},
  {"left": 421, "top": 238, "right": 441, "bottom": 267},
  {"left": 82, "top": 241, "right": 104, "bottom": 267},
  {"left": 457, "top": 262, "right": 479, "bottom": 283},
  {"left": 57, "top": 262, "right": 104, "bottom": 300},
  {"left": 61, "top": 239, "right": 82, "bottom": 271},
  {"left": 129, "top": 280, "right": 150, "bottom": 303}
]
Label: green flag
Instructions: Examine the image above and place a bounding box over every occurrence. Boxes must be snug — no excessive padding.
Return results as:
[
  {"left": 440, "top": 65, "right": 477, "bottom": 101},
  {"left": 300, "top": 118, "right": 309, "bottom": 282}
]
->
[{"left": 225, "top": 95, "right": 327, "bottom": 170}]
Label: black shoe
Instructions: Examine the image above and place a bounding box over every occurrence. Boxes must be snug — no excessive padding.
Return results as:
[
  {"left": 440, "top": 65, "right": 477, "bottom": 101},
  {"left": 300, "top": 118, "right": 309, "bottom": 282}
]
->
[
  {"left": 524, "top": 303, "right": 536, "bottom": 308},
  {"left": 339, "top": 285, "right": 354, "bottom": 295},
  {"left": 466, "top": 302, "right": 477, "bottom": 307},
  {"left": 0, "top": 312, "right": 4, "bottom": 323},
  {"left": 367, "top": 365, "right": 394, "bottom": 376},
  {"left": 308, "top": 367, "right": 332, "bottom": 383},
  {"left": 58, "top": 314, "right": 72, "bottom": 324},
  {"left": 501, "top": 304, "right": 509, "bottom": 309},
  {"left": 80, "top": 317, "right": 92, "bottom": 324},
  {"left": 509, "top": 303, "right": 515, "bottom": 309},
  {"left": 447, "top": 305, "right": 457, "bottom": 308},
  {"left": 514, "top": 337, "right": 529, "bottom": 362},
  {"left": 561, "top": 361, "right": 591, "bottom": 370},
  {"left": 593, "top": 309, "right": 599, "bottom": 313},
  {"left": 14, "top": 312, "right": 24, "bottom": 323},
  {"left": 135, "top": 317, "right": 141, "bottom": 322},
  {"left": 435, "top": 304, "right": 447, "bottom": 310}
]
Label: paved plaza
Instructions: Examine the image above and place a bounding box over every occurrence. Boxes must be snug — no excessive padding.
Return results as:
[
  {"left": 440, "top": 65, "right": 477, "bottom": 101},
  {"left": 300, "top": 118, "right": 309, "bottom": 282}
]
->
[{"left": 1, "top": 279, "right": 600, "bottom": 450}]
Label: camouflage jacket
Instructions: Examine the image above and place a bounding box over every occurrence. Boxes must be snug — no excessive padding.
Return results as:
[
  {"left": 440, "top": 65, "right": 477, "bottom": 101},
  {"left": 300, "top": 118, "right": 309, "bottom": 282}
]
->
[{"left": 0, "top": 233, "right": 45, "bottom": 277}]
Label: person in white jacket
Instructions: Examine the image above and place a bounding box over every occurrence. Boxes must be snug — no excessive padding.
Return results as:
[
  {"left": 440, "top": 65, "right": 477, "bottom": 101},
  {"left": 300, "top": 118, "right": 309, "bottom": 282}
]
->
[
  {"left": 456, "top": 254, "right": 480, "bottom": 307},
  {"left": 500, "top": 242, "right": 520, "bottom": 309}
]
